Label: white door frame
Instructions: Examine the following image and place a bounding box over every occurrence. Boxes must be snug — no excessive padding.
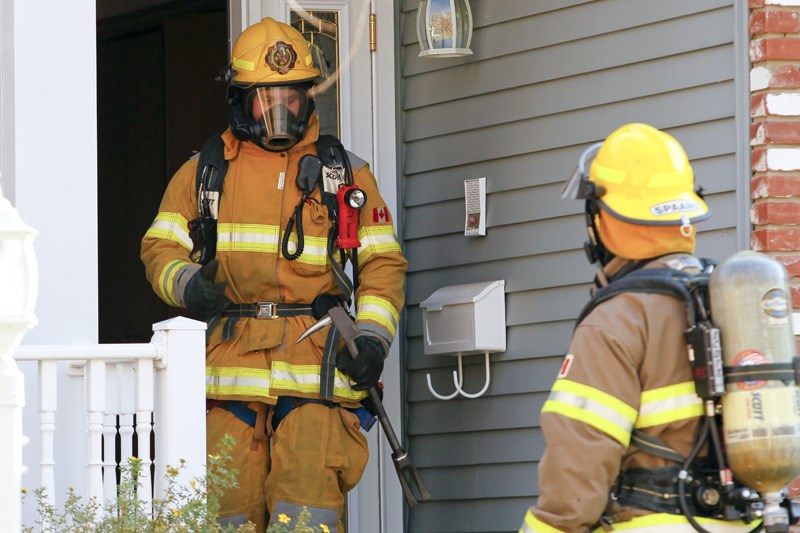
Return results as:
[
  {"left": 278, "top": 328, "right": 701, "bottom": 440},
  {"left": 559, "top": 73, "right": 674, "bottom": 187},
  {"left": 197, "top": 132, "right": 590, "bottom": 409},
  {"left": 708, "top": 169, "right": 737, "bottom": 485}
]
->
[{"left": 228, "top": 2, "right": 403, "bottom": 532}]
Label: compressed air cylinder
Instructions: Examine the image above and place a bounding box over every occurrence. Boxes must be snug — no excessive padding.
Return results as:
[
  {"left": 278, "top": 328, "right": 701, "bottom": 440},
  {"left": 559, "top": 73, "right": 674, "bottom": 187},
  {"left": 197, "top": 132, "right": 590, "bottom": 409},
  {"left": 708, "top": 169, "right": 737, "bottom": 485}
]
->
[{"left": 709, "top": 250, "right": 800, "bottom": 493}]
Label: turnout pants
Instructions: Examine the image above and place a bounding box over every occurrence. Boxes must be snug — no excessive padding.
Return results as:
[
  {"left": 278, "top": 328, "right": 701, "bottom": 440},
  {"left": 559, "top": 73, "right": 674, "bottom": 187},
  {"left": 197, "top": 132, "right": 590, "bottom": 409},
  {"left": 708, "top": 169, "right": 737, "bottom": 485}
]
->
[{"left": 207, "top": 400, "right": 369, "bottom": 533}]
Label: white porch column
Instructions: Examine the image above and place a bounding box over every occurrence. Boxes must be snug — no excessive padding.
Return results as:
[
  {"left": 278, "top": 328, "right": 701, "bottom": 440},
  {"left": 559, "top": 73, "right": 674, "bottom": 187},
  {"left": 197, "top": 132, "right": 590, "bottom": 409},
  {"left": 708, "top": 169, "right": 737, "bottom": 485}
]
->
[{"left": 6, "top": 0, "right": 98, "bottom": 522}]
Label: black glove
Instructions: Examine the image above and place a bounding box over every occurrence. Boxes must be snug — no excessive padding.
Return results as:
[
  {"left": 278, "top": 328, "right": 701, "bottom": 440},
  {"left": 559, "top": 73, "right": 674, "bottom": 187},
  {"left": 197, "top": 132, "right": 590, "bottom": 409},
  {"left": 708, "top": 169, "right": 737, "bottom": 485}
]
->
[
  {"left": 336, "top": 335, "right": 386, "bottom": 391},
  {"left": 183, "top": 259, "right": 228, "bottom": 319}
]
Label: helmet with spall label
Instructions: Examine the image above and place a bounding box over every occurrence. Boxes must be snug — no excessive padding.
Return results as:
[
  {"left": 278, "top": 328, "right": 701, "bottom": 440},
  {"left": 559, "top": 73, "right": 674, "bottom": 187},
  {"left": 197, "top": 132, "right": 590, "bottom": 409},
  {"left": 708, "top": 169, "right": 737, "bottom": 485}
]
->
[{"left": 562, "top": 123, "right": 711, "bottom": 263}]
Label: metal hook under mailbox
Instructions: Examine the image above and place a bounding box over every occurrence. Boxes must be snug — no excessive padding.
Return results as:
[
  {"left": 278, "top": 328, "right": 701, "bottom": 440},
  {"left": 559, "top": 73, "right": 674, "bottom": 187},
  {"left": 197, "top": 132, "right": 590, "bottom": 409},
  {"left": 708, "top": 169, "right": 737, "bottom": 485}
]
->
[{"left": 426, "top": 352, "right": 491, "bottom": 400}]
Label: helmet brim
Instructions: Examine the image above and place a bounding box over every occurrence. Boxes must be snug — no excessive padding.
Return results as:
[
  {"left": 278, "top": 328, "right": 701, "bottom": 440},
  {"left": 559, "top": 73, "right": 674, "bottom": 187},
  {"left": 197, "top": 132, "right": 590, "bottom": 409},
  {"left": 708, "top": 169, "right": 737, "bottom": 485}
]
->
[{"left": 598, "top": 190, "right": 711, "bottom": 225}]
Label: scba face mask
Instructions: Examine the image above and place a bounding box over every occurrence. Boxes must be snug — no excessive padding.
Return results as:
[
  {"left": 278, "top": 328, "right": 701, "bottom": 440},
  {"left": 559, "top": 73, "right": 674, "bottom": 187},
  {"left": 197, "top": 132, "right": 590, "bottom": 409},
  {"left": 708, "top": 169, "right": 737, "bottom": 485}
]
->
[{"left": 246, "top": 85, "right": 314, "bottom": 152}]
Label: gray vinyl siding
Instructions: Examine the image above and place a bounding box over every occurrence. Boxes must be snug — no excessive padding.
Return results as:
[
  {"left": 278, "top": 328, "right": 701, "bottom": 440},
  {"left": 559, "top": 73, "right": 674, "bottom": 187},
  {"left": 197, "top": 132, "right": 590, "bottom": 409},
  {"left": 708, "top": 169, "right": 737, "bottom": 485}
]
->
[{"left": 397, "top": 1, "right": 746, "bottom": 531}]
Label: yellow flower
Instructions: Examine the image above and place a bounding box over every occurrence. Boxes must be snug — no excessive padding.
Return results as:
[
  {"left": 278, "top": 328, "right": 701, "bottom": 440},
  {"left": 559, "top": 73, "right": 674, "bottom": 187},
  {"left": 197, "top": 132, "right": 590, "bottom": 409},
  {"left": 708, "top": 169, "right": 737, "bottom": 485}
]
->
[
  {"left": 171, "top": 509, "right": 182, "bottom": 517},
  {"left": 320, "top": 525, "right": 330, "bottom": 533},
  {"left": 278, "top": 513, "right": 291, "bottom": 524},
  {"left": 21, "top": 487, "right": 28, "bottom": 494},
  {"left": 191, "top": 480, "right": 196, "bottom": 489}
]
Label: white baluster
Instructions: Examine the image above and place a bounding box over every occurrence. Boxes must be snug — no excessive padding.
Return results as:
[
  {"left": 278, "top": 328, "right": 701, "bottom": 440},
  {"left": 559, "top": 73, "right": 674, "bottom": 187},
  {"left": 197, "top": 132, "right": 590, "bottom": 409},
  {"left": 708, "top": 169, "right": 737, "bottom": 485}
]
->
[
  {"left": 85, "top": 359, "right": 105, "bottom": 515},
  {"left": 38, "top": 360, "right": 57, "bottom": 507},
  {"left": 102, "top": 363, "right": 119, "bottom": 502},
  {"left": 118, "top": 363, "right": 135, "bottom": 470},
  {"left": 135, "top": 357, "right": 154, "bottom": 514}
]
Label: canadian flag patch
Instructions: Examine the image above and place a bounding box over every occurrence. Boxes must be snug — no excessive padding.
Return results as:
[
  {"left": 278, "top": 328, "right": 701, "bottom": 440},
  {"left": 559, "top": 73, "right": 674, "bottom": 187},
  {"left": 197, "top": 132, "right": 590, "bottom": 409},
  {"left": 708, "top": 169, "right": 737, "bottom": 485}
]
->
[
  {"left": 557, "top": 354, "right": 574, "bottom": 379},
  {"left": 373, "top": 206, "right": 390, "bottom": 223}
]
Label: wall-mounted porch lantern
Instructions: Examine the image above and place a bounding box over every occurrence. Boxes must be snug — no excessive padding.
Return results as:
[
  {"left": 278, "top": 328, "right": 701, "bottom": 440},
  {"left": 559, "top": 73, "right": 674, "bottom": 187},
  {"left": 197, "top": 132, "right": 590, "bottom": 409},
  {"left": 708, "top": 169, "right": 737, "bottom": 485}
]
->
[
  {"left": 416, "top": 0, "right": 473, "bottom": 58},
  {"left": 0, "top": 182, "right": 38, "bottom": 532}
]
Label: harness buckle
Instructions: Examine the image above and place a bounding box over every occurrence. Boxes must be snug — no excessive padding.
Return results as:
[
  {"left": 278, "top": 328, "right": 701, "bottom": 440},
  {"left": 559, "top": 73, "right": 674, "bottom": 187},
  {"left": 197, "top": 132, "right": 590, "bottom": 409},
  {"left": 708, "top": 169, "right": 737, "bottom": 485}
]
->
[{"left": 255, "top": 302, "right": 277, "bottom": 319}]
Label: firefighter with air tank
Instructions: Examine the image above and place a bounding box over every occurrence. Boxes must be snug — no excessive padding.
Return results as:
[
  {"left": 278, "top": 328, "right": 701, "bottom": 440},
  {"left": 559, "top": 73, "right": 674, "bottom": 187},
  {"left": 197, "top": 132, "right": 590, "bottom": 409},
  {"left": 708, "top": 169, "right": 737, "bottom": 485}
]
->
[
  {"left": 141, "top": 17, "right": 407, "bottom": 532},
  {"left": 519, "top": 123, "right": 800, "bottom": 533}
]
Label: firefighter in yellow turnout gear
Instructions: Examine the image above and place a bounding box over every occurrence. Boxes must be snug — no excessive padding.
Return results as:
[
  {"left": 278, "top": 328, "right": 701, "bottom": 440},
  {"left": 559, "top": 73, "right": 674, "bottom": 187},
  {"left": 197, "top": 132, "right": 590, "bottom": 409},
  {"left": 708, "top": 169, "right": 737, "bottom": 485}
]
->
[
  {"left": 519, "top": 124, "right": 760, "bottom": 533},
  {"left": 141, "top": 18, "right": 407, "bottom": 532}
]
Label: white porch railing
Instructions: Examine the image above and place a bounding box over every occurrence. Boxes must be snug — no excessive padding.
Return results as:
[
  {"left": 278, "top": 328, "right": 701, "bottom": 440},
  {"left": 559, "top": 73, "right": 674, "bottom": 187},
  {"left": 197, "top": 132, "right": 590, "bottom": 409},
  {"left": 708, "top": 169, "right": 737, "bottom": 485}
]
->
[{"left": 11, "top": 316, "right": 207, "bottom": 527}]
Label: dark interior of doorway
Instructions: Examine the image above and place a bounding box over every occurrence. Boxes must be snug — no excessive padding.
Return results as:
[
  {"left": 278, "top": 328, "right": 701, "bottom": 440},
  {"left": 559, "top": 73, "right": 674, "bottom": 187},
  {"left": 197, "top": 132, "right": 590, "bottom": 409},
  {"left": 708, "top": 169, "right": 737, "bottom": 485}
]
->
[{"left": 97, "top": 0, "right": 228, "bottom": 343}]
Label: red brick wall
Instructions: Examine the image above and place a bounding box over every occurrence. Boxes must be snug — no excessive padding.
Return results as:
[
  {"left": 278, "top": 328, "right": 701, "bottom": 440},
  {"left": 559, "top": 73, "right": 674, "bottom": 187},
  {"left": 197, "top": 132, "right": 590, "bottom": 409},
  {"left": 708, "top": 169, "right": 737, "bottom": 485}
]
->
[
  {"left": 749, "top": 0, "right": 800, "bottom": 311},
  {"left": 750, "top": 1, "right": 800, "bottom": 508}
]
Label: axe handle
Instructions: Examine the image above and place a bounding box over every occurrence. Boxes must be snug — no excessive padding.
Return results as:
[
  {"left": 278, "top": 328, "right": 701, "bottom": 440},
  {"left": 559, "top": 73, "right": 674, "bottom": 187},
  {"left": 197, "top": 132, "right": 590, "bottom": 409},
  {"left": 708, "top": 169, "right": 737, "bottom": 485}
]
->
[{"left": 328, "top": 306, "right": 431, "bottom": 505}]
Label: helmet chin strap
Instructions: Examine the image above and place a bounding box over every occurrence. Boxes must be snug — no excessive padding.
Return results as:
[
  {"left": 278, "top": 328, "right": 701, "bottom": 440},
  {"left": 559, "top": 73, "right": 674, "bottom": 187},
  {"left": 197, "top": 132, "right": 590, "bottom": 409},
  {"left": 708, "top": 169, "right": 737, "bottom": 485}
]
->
[{"left": 584, "top": 199, "right": 615, "bottom": 267}]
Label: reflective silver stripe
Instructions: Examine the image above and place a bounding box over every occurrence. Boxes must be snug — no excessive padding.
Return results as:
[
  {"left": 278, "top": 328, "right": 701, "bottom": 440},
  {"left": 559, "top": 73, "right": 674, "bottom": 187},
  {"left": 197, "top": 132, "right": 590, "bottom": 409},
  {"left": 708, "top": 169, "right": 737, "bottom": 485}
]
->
[
  {"left": 217, "top": 223, "right": 328, "bottom": 265},
  {"left": 205, "top": 367, "right": 272, "bottom": 398},
  {"left": 211, "top": 374, "right": 269, "bottom": 389},
  {"left": 217, "top": 223, "right": 280, "bottom": 252},
  {"left": 357, "top": 225, "right": 401, "bottom": 262},
  {"left": 544, "top": 383, "right": 636, "bottom": 446},
  {"left": 158, "top": 260, "right": 188, "bottom": 307},
  {"left": 637, "top": 382, "right": 703, "bottom": 428},
  {"left": 146, "top": 212, "right": 192, "bottom": 250},
  {"left": 270, "top": 363, "right": 365, "bottom": 400},
  {"left": 356, "top": 295, "right": 399, "bottom": 337}
]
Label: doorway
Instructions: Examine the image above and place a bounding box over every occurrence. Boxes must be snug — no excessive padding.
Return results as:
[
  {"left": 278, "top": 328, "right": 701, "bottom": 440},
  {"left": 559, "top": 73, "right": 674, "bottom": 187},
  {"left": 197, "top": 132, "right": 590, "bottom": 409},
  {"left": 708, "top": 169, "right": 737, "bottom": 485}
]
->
[{"left": 96, "top": 0, "right": 228, "bottom": 343}]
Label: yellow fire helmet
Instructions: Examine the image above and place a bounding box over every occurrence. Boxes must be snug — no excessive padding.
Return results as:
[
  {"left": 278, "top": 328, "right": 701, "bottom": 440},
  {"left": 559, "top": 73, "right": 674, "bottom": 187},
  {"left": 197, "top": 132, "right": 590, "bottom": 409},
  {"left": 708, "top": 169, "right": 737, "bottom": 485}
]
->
[
  {"left": 562, "top": 123, "right": 710, "bottom": 226},
  {"left": 229, "top": 17, "right": 324, "bottom": 88}
]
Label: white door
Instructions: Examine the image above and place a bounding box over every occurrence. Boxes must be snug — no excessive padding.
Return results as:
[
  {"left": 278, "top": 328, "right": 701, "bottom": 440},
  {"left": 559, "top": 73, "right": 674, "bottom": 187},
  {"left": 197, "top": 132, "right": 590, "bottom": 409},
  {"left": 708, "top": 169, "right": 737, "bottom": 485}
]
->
[{"left": 228, "top": 2, "right": 403, "bottom": 532}]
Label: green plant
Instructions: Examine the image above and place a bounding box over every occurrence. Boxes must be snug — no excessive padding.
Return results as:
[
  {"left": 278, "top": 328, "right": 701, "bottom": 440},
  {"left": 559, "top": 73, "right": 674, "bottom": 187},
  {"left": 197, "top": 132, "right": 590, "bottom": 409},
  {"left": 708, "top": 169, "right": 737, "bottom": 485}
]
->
[
  {"left": 22, "top": 434, "right": 256, "bottom": 533},
  {"left": 21, "top": 434, "right": 332, "bottom": 533}
]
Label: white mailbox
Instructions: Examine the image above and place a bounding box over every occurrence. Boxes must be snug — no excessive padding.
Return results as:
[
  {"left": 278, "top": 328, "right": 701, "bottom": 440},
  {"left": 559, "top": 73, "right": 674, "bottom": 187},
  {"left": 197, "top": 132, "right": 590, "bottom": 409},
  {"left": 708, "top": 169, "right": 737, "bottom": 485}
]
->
[{"left": 420, "top": 280, "right": 506, "bottom": 356}]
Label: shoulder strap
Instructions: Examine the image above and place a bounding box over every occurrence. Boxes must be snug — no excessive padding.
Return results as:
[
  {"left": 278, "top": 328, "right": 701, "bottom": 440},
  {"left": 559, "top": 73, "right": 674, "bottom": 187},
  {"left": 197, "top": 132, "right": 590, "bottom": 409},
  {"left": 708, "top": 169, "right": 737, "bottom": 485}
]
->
[
  {"left": 195, "top": 134, "right": 228, "bottom": 219},
  {"left": 575, "top": 268, "right": 704, "bottom": 328}
]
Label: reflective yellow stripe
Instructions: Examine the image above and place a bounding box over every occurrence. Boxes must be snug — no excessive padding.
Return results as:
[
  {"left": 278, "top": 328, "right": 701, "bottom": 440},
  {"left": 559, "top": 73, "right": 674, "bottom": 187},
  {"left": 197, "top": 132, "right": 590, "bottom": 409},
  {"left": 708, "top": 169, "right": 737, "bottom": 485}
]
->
[
  {"left": 357, "top": 224, "right": 401, "bottom": 264},
  {"left": 270, "top": 362, "right": 367, "bottom": 400},
  {"left": 217, "top": 222, "right": 329, "bottom": 266},
  {"left": 637, "top": 381, "right": 703, "bottom": 428},
  {"left": 217, "top": 223, "right": 280, "bottom": 253},
  {"left": 288, "top": 234, "right": 328, "bottom": 266},
  {"left": 597, "top": 512, "right": 757, "bottom": 532},
  {"left": 205, "top": 366, "right": 275, "bottom": 399},
  {"left": 356, "top": 295, "right": 399, "bottom": 337},
  {"left": 542, "top": 379, "right": 637, "bottom": 446},
  {"left": 145, "top": 212, "right": 192, "bottom": 250},
  {"left": 519, "top": 509, "right": 565, "bottom": 533},
  {"left": 158, "top": 259, "right": 188, "bottom": 307},
  {"left": 232, "top": 57, "right": 255, "bottom": 72}
]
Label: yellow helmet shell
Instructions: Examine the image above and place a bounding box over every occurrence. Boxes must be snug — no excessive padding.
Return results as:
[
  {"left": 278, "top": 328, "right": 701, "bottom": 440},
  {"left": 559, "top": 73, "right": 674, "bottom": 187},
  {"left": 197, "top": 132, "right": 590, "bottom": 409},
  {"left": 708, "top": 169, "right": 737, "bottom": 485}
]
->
[
  {"left": 590, "top": 123, "right": 710, "bottom": 225},
  {"left": 230, "top": 18, "right": 320, "bottom": 87}
]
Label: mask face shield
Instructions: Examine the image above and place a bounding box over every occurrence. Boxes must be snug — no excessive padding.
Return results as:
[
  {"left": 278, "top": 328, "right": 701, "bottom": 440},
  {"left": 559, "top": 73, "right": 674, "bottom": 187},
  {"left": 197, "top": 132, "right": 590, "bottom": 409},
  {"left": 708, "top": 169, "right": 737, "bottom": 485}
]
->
[
  {"left": 561, "top": 142, "right": 604, "bottom": 200},
  {"left": 247, "top": 85, "right": 313, "bottom": 151}
]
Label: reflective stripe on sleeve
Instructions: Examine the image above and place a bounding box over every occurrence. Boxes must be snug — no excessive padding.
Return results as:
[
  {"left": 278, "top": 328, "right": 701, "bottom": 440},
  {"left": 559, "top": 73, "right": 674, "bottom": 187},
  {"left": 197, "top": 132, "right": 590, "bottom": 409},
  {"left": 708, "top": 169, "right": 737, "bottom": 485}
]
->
[
  {"left": 205, "top": 366, "right": 274, "bottom": 399},
  {"left": 541, "top": 379, "right": 637, "bottom": 446},
  {"left": 158, "top": 259, "right": 189, "bottom": 307},
  {"left": 356, "top": 295, "right": 399, "bottom": 338},
  {"left": 145, "top": 212, "right": 193, "bottom": 250},
  {"left": 636, "top": 381, "right": 703, "bottom": 429},
  {"left": 357, "top": 224, "right": 401, "bottom": 264},
  {"left": 519, "top": 509, "right": 566, "bottom": 533}
]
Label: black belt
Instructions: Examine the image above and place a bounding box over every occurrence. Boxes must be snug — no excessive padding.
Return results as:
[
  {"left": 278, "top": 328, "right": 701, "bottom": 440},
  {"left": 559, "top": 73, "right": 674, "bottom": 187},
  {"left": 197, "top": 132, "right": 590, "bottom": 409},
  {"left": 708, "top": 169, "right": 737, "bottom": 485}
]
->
[{"left": 220, "top": 302, "right": 314, "bottom": 319}]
